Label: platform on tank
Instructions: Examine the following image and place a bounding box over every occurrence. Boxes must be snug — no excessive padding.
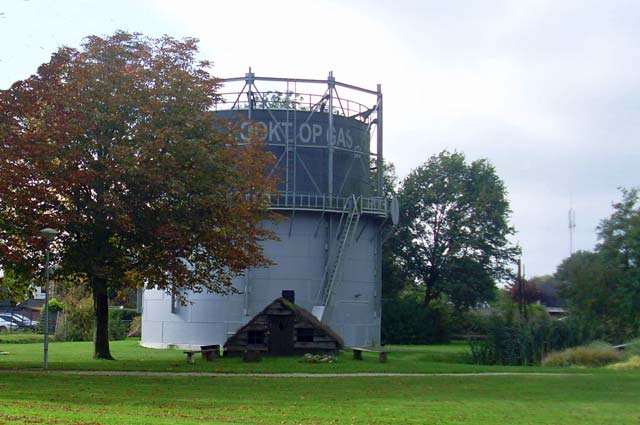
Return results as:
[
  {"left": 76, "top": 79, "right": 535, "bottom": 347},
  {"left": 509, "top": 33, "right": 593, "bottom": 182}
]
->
[{"left": 269, "top": 192, "right": 388, "bottom": 217}]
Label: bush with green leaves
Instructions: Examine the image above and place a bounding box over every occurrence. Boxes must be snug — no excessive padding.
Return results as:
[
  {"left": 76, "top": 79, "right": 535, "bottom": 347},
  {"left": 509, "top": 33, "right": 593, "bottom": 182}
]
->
[
  {"left": 542, "top": 346, "right": 622, "bottom": 367},
  {"left": 547, "top": 316, "right": 603, "bottom": 350},
  {"left": 470, "top": 313, "right": 598, "bottom": 366},
  {"left": 127, "top": 315, "right": 141, "bottom": 337},
  {"left": 47, "top": 299, "right": 66, "bottom": 314},
  {"left": 447, "top": 309, "right": 492, "bottom": 337},
  {"left": 54, "top": 299, "right": 137, "bottom": 342},
  {"left": 107, "top": 309, "right": 129, "bottom": 341},
  {"left": 470, "top": 316, "right": 541, "bottom": 366},
  {"left": 55, "top": 297, "right": 93, "bottom": 342},
  {"left": 382, "top": 296, "right": 451, "bottom": 344},
  {"left": 36, "top": 299, "right": 66, "bottom": 334},
  {"left": 621, "top": 338, "right": 640, "bottom": 357},
  {"left": 107, "top": 308, "right": 138, "bottom": 340}
]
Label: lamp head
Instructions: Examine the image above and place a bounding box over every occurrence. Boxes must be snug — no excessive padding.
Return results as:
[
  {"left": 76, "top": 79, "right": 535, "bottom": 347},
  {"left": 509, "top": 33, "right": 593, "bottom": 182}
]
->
[{"left": 40, "top": 228, "right": 59, "bottom": 243}]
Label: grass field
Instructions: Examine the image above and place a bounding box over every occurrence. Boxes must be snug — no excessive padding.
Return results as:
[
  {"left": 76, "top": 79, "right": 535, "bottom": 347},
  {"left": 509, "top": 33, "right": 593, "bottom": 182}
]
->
[
  {"left": 0, "top": 338, "right": 589, "bottom": 374},
  {"left": 1, "top": 371, "right": 639, "bottom": 424},
  {"left": 1, "top": 337, "right": 638, "bottom": 424},
  {"left": 0, "top": 332, "right": 44, "bottom": 344}
]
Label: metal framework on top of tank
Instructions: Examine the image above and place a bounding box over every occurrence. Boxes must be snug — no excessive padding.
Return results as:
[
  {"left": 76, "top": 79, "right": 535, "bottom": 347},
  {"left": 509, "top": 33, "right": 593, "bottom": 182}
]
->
[{"left": 217, "top": 70, "right": 385, "bottom": 218}]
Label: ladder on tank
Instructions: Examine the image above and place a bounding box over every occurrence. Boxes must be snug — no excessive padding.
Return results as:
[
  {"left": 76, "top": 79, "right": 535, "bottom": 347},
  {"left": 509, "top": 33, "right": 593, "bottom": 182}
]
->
[{"left": 312, "top": 195, "right": 361, "bottom": 321}]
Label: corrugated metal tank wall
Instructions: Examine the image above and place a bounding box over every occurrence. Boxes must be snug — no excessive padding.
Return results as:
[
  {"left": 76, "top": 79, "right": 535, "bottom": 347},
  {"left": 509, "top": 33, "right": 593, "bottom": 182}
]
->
[
  {"left": 141, "top": 212, "right": 381, "bottom": 348},
  {"left": 142, "top": 77, "right": 385, "bottom": 350}
]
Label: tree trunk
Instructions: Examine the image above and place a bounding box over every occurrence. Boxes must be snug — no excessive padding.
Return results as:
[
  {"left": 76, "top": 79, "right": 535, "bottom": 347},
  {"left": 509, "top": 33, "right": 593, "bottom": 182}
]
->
[
  {"left": 92, "top": 277, "right": 114, "bottom": 360},
  {"left": 423, "top": 271, "right": 438, "bottom": 308},
  {"left": 423, "top": 285, "right": 433, "bottom": 307}
]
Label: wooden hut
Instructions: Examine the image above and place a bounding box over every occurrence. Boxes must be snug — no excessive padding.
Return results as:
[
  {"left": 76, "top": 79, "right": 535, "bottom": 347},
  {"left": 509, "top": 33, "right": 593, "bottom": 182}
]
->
[{"left": 224, "top": 294, "right": 344, "bottom": 356}]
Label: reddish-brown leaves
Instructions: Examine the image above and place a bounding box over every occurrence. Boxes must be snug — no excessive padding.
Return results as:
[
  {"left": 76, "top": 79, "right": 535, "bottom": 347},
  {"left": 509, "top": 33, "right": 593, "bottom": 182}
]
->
[{"left": 0, "top": 31, "right": 278, "bottom": 296}]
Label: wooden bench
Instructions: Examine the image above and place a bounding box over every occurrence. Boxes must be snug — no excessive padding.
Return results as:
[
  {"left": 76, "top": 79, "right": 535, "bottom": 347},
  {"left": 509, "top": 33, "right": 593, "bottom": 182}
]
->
[
  {"left": 242, "top": 349, "right": 262, "bottom": 363},
  {"left": 351, "top": 347, "right": 387, "bottom": 363},
  {"left": 184, "top": 345, "right": 220, "bottom": 364}
]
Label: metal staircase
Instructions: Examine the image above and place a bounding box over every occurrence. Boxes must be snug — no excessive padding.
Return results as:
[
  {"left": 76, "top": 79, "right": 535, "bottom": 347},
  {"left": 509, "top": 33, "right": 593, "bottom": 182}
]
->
[{"left": 312, "top": 195, "right": 361, "bottom": 321}]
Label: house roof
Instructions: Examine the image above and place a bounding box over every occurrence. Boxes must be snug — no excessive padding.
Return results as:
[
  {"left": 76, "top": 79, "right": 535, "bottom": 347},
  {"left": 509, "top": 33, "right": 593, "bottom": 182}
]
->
[
  {"left": 279, "top": 298, "right": 344, "bottom": 348},
  {"left": 18, "top": 298, "right": 45, "bottom": 310},
  {"left": 225, "top": 297, "right": 344, "bottom": 348},
  {"left": 538, "top": 280, "right": 567, "bottom": 308}
]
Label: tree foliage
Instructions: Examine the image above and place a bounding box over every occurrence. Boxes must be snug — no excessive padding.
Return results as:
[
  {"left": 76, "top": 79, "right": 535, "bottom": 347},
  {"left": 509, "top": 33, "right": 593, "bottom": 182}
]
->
[
  {"left": 508, "top": 278, "right": 541, "bottom": 305},
  {"left": 0, "top": 32, "right": 278, "bottom": 358},
  {"left": 381, "top": 296, "right": 451, "bottom": 344},
  {"left": 377, "top": 161, "right": 413, "bottom": 299},
  {"left": 529, "top": 274, "right": 566, "bottom": 307},
  {"left": 597, "top": 188, "right": 640, "bottom": 273},
  {"left": 557, "top": 188, "right": 640, "bottom": 342},
  {"left": 0, "top": 268, "right": 33, "bottom": 302},
  {"left": 395, "top": 151, "right": 518, "bottom": 308}
]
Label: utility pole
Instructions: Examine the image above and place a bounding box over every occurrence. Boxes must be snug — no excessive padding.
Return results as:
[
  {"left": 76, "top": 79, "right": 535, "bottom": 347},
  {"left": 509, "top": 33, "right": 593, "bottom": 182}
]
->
[
  {"left": 517, "top": 259, "right": 524, "bottom": 319},
  {"left": 40, "top": 228, "right": 59, "bottom": 369}
]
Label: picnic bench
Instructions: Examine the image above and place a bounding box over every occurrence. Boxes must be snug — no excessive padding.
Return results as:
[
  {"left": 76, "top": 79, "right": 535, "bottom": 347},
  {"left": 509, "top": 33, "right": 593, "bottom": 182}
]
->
[
  {"left": 184, "top": 344, "right": 220, "bottom": 364},
  {"left": 351, "top": 347, "right": 387, "bottom": 363}
]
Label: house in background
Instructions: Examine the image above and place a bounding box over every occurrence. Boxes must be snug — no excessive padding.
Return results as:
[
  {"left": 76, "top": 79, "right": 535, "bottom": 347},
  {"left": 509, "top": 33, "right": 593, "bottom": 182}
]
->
[{"left": 537, "top": 278, "right": 567, "bottom": 318}]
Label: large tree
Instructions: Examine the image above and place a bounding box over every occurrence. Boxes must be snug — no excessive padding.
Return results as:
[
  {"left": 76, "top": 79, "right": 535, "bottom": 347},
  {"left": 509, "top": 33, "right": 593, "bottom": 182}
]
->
[
  {"left": 396, "top": 151, "right": 519, "bottom": 307},
  {"left": 0, "top": 32, "right": 277, "bottom": 359},
  {"left": 377, "top": 161, "right": 412, "bottom": 299},
  {"left": 556, "top": 250, "right": 618, "bottom": 333},
  {"left": 557, "top": 188, "right": 640, "bottom": 341},
  {"left": 597, "top": 188, "right": 640, "bottom": 335}
]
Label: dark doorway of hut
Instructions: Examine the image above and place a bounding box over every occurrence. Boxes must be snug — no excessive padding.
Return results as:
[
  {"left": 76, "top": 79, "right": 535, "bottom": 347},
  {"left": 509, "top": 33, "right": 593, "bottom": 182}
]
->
[{"left": 269, "top": 315, "right": 294, "bottom": 355}]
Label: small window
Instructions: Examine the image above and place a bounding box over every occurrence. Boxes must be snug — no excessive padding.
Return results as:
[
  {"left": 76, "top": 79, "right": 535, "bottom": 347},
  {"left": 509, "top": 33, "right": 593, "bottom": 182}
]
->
[
  {"left": 248, "top": 330, "right": 265, "bottom": 345},
  {"left": 297, "top": 328, "right": 314, "bottom": 343}
]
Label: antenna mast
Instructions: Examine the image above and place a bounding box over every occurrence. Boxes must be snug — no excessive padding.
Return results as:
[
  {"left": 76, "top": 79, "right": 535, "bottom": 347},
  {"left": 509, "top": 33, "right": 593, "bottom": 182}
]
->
[{"left": 568, "top": 207, "right": 576, "bottom": 255}]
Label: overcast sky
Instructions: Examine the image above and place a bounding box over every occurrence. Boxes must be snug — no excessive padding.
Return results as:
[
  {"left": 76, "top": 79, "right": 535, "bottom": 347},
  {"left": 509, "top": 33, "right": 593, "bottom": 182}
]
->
[{"left": 1, "top": 0, "right": 638, "bottom": 277}]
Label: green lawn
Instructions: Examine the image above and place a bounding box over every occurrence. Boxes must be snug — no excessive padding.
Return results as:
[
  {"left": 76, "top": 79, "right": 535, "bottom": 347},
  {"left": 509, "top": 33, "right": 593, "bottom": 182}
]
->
[
  {"left": 1, "top": 372, "right": 638, "bottom": 424},
  {"left": 0, "top": 331, "right": 43, "bottom": 344},
  {"left": 0, "top": 338, "right": 590, "bottom": 374},
  {"left": 2, "top": 338, "right": 638, "bottom": 424}
]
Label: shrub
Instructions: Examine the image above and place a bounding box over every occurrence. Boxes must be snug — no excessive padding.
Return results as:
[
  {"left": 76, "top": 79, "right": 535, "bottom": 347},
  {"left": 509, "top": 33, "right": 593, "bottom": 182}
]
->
[
  {"left": 621, "top": 338, "right": 640, "bottom": 357},
  {"left": 36, "top": 299, "right": 67, "bottom": 334},
  {"left": 608, "top": 355, "right": 640, "bottom": 370},
  {"left": 470, "top": 313, "right": 598, "bottom": 366},
  {"left": 542, "top": 346, "right": 623, "bottom": 367},
  {"left": 108, "top": 309, "right": 129, "bottom": 341},
  {"left": 47, "top": 299, "right": 66, "bottom": 314},
  {"left": 448, "top": 309, "right": 491, "bottom": 337},
  {"left": 53, "top": 302, "right": 135, "bottom": 341},
  {"left": 55, "top": 297, "right": 93, "bottom": 342},
  {"left": 382, "top": 297, "right": 450, "bottom": 344},
  {"left": 115, "top": 308, "right": 139, "bottom": 322},
  {"left": 127, "top": 315, "right": 141, "bottom": 337},
  {"left": 470, "top": 316, "right": 544, "bottom": 366},
  {"left": 586, "top": 340, "right": 614, "bottom": 350}
]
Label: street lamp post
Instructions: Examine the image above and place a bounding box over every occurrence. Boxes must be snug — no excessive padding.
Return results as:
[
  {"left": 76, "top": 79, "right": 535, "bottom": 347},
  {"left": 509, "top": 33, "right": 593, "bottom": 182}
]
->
[{"left": 40, "top": 228, "right": 59, "bottom": 369}]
